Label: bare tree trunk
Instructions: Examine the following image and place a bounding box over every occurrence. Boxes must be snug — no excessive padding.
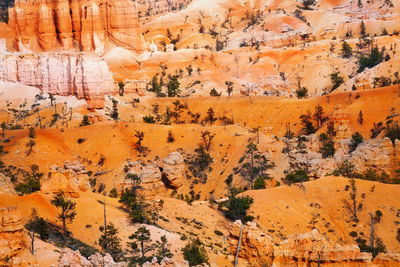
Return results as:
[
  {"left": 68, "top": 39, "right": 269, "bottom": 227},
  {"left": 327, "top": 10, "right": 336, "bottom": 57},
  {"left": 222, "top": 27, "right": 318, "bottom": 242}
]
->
[
  {"left": 103, "top": 194, "right": 108, "bottom": 253},
  {"left": 370, "top": 213, "right": 374, "bottom": 250},
  {"left": 234, "top": 223, "right": 244, "bottom": 267}
]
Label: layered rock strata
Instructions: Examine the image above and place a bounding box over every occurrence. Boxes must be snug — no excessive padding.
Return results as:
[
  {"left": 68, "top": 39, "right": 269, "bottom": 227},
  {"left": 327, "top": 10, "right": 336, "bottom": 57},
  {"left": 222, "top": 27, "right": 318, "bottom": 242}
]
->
[
  {"left": 0, "top": 52, "right": 116, "bottom": 109},
  {"left": 8, "top": 0, "right": 143, "bottom": 53}
]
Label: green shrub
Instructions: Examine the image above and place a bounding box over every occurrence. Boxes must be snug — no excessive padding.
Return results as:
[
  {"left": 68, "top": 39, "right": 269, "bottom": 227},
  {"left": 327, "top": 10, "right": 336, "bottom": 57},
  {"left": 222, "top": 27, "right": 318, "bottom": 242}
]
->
[
  {"left": 358, "top": 47, "right": 383, "bottom": 73},
  {"left": 182, "top": 239, "right": 209, "bottom": 266},
  {"left": 218, "top": 187, "right": 254, "bottom": 222},
  {"left": 253, "top": 176, "right": 266, "bottom": 189},
  {"left": 143, "top": 115, "right": 156, "bottom": 124},
  {"left": 285, "top": 169, "right": 309, "bottom": 185}
]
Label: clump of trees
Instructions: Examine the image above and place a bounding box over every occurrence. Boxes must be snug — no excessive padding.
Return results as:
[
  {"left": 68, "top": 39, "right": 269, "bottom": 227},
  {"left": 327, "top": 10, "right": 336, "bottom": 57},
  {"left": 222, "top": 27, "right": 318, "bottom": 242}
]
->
[
  {"left": 358, "top": 47, "right": 383, "bottom": 73},
  {"left": 284, "top": 168, "right": 309, "bottom": 185},
  {"left": 15, "top": 164, "right": 43, "bottom": 195},
  {"left": 218, "top": 187, "right": 254, "bottom": 222},
  {"left": 182, "top": 238, "right": 209, "bottom": 266}
]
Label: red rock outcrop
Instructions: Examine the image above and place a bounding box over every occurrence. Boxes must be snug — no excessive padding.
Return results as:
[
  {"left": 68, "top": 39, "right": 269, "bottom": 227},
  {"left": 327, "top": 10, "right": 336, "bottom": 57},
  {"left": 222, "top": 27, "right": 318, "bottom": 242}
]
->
[
  {"left": 8, "top": 0, "right": 143, "bottom": 53},
  {"left": 0, "top": 207, "right": 37, "bottom": 266},
  {"left": 330, "top": 105, "right": 352, "bottom": 140},
  {"left": 373, "top": 252, "right": 400, "bottom": 266},
  {"left": 58, "top": 248, "right": 127, "bottom": 266},
  {"left": 229, "top": 221, "right": 275, "bottom": 266},
  {"left": 273, "top": 229, "right": 372, "bottom": 267},
  {"left": 0, "top": 52, "right": 116, "bottom": 109},
  {"left": 229, "top": 221, "right": 376, "bottom": 267}
]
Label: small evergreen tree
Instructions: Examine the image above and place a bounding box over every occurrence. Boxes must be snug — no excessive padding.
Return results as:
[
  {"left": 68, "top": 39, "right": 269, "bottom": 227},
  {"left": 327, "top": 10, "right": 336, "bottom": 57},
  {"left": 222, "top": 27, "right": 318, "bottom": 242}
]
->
[
  {"left": 218, "top": 187, "right": 254, "bottom": 222},
  {"left": 80, "top": 115, "right": 91, "bottom": 126},
  {"left": 349, "top": 178, "right": 358, "bottom": 221},
  {"left": 296, "top": 87, "right": 308, "bottom": 99},
  {"left": 385, "top": 121, "right": 400, "bottom": 146},
  {"left": 99, "top": 222, "right": 123, "bottom": 261},
  {"left": 167, "top": 130, "right": 175, "bottom": 143},
  {"left": 341, "top": 41, "right": 353, "bottom": 58},
  {"left": 350, "top": 132, "right": 364, "bottom": 152},
  {"left": 167, "top": 75, "right": 180, "bottom": 97},
  {"left": 50, "top": 191, "right": 77, "bottom": 238},
  {"left": 182, "top": 239, "right": 209, "bottom": 266},
  {"left": 155, "top": 235, "right": 173, "bottom": 262},
  {"left": 110, "top": 99, "right": 119, "bottom": 121},
  {"left": 135, "top": 131, "right": 145, "bottom": 153},
  {"left": 225, "top": 81, "right": 233, "bottom": 96},
  {"left": 330, "top": 71, "right": 345, "bottom": 91},
  {"left": 253, "top": 176, "right": 266, "bottom": 189},
  {"left": 26, "top": 208, "right": 49, "bottom": 254},
  {"left": 128, "top": 226, "right": 155, "bottom": 265},
  {"left": 204, "top": 108, "right": 217, "bottom": 125}
]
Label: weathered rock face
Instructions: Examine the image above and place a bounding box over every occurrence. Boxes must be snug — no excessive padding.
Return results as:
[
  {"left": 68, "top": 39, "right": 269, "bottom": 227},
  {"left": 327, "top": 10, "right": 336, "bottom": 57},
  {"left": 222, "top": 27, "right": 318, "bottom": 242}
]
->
[
  {"left": 58, "top": 248, "right": 126, "bottom": 267},
  {"left": 373, "top": 252, "right": 400, "bottom": 266},
  {"left": 0, "top": 52, "right": 116, "bottom": 109},
  {"left": 41, "top": 171, "right": 87, "bottom": 198},
  {"left": 273, "top": 229, "right": 372, "bottom": 267},
  {"left": 8, "top": 0, "right": 143, "bottom": 53},
  {"left": 229, "top": 221, "right": 375, "bottom": 267},
  {"left": 41, "top": 161, "right": 90, "bottom": 197},
  {"left": 229, "top": 221, "right": 275, "bottom": 266},
  {"left": 0, "top": 207, "right": 37, "bottom": 266},
  {"left": 0, "top": 173, "right": 16, "bottom": 195},
  {"left": 330, "top": 105, "right": 352, "bottom": 140},
  {"left": 120, "top": 151, "right": 185, "bottom": 196},
  {"left": 160, "top": 151, "right": 185, "bottom": 189}
]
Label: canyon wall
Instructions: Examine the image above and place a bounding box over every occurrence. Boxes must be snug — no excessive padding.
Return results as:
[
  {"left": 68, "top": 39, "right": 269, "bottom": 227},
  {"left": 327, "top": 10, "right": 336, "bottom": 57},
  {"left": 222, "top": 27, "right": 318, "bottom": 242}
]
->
[
  {"left": 0, "top": 207, "right": 37, "bottom": 266},
  {"left": 0, "top": 52, "right": 116, "bottom": 109},
  {"left": 7, "top": 0, "right": 143, "bottom": 53}
]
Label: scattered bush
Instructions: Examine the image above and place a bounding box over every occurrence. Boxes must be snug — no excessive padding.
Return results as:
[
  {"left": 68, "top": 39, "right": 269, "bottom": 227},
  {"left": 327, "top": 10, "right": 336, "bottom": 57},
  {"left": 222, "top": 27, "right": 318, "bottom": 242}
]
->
[{"left": 284, "top": 169, "right": 310, "bottom": 185}]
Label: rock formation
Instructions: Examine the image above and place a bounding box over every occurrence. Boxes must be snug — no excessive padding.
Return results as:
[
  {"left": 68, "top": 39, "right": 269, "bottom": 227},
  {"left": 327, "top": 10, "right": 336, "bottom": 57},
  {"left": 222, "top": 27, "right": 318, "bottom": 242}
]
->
[
  {"left": 120, "top": 151, "right": 185, "bottom": 195},
  {"left": 0, "top": 207, "right": 37, "bottom": 266},
  {"left": 229, "top": 220, "right": 275, "bottom": 266},
  {"left": 0, "top": 52, "right": 116, "bottom": 109},
  {"left": 160, "top": 151, "right": 185, "bottom": 189},
  {"left": 273, "top": 229, "right": 372, "bottom": 267},
  {"left": 372, "top": 252, "right": 400, "bottom": 266},
  {"left": 58, "top": 248, "right": 126, "bottom": 266},
  {"left": 330, "top": 105, "right": 352, "bottom": 140},
  {"left": 8, "top": 0, "right": 143, "bottom": 53},
  {"left": 41, "top": 161, "right": 90, "bottom": 197},
  {"left": 0, "top": 173, "right": 16, "bottom": 195},
  {"left": 229, "top": 221, "right": 375, "bottom": 267}
]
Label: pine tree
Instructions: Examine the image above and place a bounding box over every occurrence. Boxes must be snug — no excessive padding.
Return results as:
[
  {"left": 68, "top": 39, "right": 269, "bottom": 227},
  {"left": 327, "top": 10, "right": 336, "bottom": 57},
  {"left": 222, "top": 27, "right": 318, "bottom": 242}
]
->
[
  {"left": 50, "top": 192, "right": 76, "bottom": 238},
  {"left": 167, "top": 75, "right": 180, "bottom": 97},
  {"left": 155, "top": 235, "right": 173, "bottom": 262},
  {"left": 128, "top": 226, "right": 155, "bottom": 265},
  {"left": 341, "top": 41, "right": 353, "bottom": 58},
  {"left": 99, "top": 222, "right": 123, "bottom": 261}
]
